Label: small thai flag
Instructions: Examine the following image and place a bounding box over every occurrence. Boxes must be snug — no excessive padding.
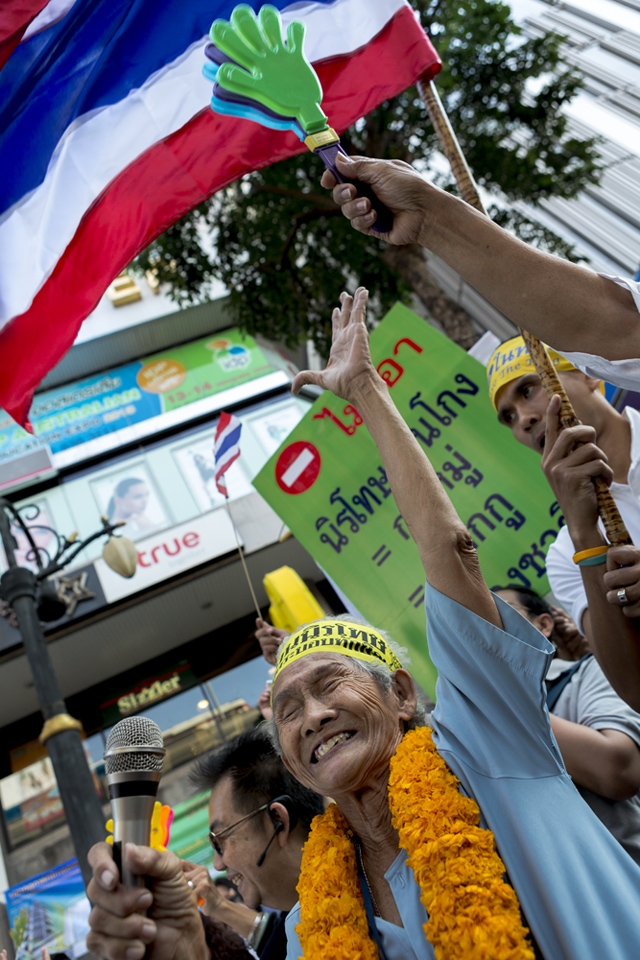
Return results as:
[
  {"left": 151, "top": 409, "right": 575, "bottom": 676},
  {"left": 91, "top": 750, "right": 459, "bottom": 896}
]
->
[{"left": 214, "top": 411, "right": 242, "bottom": 497}]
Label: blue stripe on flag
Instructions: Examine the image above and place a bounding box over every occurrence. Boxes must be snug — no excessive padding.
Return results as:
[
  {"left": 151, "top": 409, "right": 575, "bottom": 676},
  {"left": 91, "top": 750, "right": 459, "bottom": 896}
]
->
[
  {"left": 0, "top": 0, "right": 337, "bottom": 215},
  {"left": 215, "top": 426, "right": 242, "bottom": 462}
]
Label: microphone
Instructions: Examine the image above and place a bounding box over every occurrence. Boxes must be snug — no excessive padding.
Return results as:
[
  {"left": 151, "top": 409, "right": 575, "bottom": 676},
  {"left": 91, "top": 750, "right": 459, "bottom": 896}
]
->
[
  {"left": 104, "top": 716, "right": 166, "bottom": 887},
  {"left": 255, "top": 821, "right": 284, "bottom": 868}
]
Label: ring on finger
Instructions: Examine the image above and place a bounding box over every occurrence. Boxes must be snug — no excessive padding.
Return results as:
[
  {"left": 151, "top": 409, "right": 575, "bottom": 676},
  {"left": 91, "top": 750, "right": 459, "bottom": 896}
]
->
[
  {"left": 617, "top": 587, "right": 630, "bottom": 605},
  {"left": 187, "top": 880, "right": 195, "bottom": 889}
]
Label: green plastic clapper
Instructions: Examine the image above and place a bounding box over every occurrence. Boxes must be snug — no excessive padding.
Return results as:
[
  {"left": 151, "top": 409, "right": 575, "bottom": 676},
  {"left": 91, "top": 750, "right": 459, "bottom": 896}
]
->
[{"left": 210, "top": 4, "right": 329, "bottom": 135}]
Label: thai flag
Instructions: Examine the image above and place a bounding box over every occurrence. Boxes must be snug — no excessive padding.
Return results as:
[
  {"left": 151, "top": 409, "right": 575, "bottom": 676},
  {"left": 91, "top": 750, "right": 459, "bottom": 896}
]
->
[
  {"left": 0, "top": 0, "right": 441, "bottom": 427},
  {"left": 214, "top": 411, "right": 242, "bottom": 497}
]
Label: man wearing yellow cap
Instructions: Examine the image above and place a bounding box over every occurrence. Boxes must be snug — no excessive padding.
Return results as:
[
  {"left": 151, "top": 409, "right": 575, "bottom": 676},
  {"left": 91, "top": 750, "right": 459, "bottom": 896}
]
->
[{"left": 488, "top": 335, "right": 640, "bottom": 712}]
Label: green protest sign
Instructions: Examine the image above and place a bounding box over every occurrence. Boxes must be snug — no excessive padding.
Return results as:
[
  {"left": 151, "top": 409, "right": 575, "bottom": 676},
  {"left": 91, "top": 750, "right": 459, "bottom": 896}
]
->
[{"left": 253, "top": 304, "right": 562, "bottom": 698}]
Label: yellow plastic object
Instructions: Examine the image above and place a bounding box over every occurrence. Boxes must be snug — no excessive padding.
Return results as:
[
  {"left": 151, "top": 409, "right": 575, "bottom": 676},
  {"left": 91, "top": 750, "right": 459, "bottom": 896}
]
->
[
  {"left": 105, "top": 802, "right": 174, "bottom": 850},
  {"left": 263, "top": 566, "right": 325, "bottom": 633}
]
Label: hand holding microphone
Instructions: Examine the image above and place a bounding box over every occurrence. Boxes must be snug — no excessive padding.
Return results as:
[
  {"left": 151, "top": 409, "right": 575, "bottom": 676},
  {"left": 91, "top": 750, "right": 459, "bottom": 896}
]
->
[
  {"left": 86, "top": 842, "right": 211, "bottom": 960},
  {"left": 87, "top": 716, "right": 211, "bottom": 960},
  {"left": 104, "top": 716, "right": 166, "bottom": 887}
]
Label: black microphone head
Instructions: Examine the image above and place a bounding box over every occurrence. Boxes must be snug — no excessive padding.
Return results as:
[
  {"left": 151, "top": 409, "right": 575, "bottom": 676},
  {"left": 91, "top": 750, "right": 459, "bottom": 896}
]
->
[{"left": 104, "top": 716, "right": 165, "bottom": 775}]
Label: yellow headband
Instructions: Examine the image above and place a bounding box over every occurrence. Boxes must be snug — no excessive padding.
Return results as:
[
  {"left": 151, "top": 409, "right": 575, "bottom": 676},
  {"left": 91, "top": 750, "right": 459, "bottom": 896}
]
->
[
  {"left": 486, "top": 336, "right": 577, "bottom": 411},
  {"left": 272, "top": 619, "right": 403, "bottom": 687}
]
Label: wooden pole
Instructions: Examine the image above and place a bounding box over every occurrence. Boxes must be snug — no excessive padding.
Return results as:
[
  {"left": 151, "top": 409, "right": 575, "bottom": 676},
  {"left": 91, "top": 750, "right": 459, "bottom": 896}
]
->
[{"left": 417, "top": 78, "right": 631, "bottom": 546}]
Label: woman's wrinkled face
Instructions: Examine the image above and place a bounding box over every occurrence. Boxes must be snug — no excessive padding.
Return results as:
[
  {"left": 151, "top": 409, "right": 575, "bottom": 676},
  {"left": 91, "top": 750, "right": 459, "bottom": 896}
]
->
[{"left": 272, "top": 653, "right": 416, "bottom": 798}]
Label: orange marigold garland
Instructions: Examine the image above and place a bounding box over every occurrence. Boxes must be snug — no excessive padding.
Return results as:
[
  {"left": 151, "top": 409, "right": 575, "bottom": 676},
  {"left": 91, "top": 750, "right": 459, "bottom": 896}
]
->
[
  {"left": 296, "top": 802, "right": 379, "bottom": 960},
  {"left": 296, "top": 727, "right": 534, "bottom": 960},
  {"left": 389, "top": 727, "right": 534, "bottom": 959}
]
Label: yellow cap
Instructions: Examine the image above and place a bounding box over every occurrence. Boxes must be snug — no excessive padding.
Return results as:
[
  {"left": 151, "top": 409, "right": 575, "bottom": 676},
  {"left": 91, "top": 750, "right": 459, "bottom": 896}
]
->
[
  {"left": 486, "top": 336, "right": 577, "bottom": 411},
  {"left": 272, "top": 619, "right": 403, "bottom": 688}
]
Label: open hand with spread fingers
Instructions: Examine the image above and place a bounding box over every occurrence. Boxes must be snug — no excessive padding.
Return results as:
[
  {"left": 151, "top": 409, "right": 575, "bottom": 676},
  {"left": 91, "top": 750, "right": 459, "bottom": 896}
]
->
[{"left": 292, "top": 287, "right": 376, "bottom": 404}]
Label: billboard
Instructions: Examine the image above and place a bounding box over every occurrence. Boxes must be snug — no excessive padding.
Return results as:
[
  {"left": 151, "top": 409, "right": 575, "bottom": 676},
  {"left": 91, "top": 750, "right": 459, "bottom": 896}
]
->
[
  {"left": 7, "top": 858, "right": 90, "bottom": 960},
  {"left": 0, "top": 329, "right": 290, "bottom": 473},
  {"left": 254, "top": 304, "right": 562, "bottom": 698}
]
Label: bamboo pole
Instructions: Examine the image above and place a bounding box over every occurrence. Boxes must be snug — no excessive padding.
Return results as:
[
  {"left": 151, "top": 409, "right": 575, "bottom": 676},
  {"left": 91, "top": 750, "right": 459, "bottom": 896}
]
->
[{"left": 417, "top": 78, "right": 631, "bottom": 546}]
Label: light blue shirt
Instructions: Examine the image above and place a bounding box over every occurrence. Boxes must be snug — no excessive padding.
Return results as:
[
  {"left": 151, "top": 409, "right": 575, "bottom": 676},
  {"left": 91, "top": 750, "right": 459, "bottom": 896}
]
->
[
  {"left": 285, "top": 585, "right": 640, "bottom": 960},
  {"left": 286, "top": 848, "right": 431, "bottom": 960}
]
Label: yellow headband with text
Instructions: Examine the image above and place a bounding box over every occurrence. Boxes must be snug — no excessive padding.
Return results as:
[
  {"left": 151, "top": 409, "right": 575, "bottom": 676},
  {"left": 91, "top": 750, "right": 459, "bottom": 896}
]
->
[
  {"left": 272, "top": 619, "right": 403, "bottom": 687},
  {"left": 486, "top": 336, "right": 577, "bottom": 411}
]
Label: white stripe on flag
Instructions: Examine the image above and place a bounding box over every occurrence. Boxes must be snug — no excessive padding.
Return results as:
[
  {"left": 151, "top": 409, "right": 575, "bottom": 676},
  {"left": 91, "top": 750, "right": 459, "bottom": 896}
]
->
[
  {"left": 281, "top": 448, "right": 315, "bottom": 488},
  {"left": 0, "top": 0, "right": 407, "bottom": 326},
  {"left": 23, "top": 0, "right": 79, "bottom": 40}
]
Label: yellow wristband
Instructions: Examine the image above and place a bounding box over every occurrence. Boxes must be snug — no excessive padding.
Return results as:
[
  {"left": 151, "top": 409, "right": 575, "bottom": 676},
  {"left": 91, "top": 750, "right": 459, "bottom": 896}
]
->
[{"left": 573, "top": 545, "right": 609, "bottom": 565}]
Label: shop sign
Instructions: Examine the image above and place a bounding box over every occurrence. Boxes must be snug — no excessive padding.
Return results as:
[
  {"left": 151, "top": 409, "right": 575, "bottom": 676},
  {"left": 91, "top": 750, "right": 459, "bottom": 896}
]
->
[
  {"left": 0, "top": 329, "right": 282, "bottom": 469},
  {"left": 94, "top": 506, "right": 241, "bottom": 603},
  {"left": 100, "top": 662, "right": 197, "bottom": 725},
  {"left": 253, "top": 304, "right": 562, "bottom": 700}
]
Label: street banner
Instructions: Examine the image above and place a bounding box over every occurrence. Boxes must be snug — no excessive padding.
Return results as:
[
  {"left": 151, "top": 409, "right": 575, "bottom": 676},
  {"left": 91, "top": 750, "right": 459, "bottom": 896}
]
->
[
  {"left": 30, "top": 330, "right": 271, "bottom": 453},
  {"left": 0, "top": 328, "right": 279, "bottom": 472},
  {"left": 6, "top": 858, "right": 90, "bottom": 960},
  {"left": 253, "top": 304, "right": 562, "bottom": 697}
]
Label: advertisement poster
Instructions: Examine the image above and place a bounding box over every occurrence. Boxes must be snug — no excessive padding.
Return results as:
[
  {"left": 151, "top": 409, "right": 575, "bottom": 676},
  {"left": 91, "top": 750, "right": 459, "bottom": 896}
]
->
[
  {"left": 172, "top": 436, "right": 253, "bottom": 512},
  {"left": 90, "top": 462, "right": 169, "bottom": 541},
  {"left": 253, "top": 304, "right": 562, "bottom": 698},
  {"left": 0, "top": 329, "right": 275, "bottom": 465},
  {"left": 0, "top": 411, "right": 43, "bottom": 466},
  {"left": 6, "top": 858, "right": 90, "bottom": 960},
  {"left": 0, "top": 499, "right": 57, "bottom": 575}
]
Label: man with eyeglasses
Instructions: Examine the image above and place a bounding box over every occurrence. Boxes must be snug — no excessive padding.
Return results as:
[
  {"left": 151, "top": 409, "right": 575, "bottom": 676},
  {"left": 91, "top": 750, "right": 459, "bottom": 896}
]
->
[
  {"left": 186, "top": 728, "right": 324, "bottom": 957},
  {"left": 86, "top": 728, "right": 323, "bottom": 960}
]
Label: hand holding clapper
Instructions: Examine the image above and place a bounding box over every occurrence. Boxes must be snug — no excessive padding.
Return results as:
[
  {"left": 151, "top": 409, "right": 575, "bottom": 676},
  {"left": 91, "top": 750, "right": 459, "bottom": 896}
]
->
[{"left": 203, "top": 3, "right": 393, "bottom": 232}]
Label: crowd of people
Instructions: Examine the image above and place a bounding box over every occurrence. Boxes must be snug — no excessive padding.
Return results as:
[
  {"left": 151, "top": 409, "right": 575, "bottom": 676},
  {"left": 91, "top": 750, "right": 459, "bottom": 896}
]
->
[{"left": 83, "top": 160, "right": 640, "bottom": 960}]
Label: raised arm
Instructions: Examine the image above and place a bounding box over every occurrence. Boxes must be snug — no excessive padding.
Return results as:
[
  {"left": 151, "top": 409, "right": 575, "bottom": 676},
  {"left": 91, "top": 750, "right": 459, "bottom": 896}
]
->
[
  {"left": 292, "top": 287, "right": 501, "bottom": 628},
  {"left": 542, "top": 396, "right": 640, "bottom": 710},
  {"left": 322, "top": 154, "right": 640, "bottom": 364}
]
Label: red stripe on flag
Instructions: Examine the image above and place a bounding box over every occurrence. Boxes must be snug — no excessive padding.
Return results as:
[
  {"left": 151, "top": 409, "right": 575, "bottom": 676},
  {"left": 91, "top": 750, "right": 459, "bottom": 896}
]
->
[
  {"left": 0, "top": 6, "right": 439, "bottom": 424},
  {"left": 0, "top": 0, "right": 51, "bottom": 43},
  {"left": 0, "top": 0, "right": 51, "bottom": 68}
]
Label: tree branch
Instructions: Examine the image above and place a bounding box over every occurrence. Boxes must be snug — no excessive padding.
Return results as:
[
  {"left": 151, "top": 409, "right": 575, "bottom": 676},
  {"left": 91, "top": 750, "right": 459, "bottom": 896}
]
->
[
  {"left": 279, "top": 207, "right": 342, "bottom": 268},
  {"left": 248, "top": 183, "right": 336, "bottom": 210}
]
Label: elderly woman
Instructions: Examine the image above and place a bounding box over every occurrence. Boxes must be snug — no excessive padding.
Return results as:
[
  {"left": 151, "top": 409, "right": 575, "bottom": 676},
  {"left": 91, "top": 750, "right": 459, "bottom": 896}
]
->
[
  {"left": 85, "top": 289, "right": 640, "bottom": 960},
  {"left": 270, "top": 288, "right": 640, "bottom": 960}
]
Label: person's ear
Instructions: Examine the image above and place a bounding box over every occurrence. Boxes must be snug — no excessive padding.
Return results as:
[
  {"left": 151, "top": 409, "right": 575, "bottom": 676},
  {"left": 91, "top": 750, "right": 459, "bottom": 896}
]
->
[
  {"left": 391, "top": 669, "right": 417, "bottom": 722},
  {"left": 536, "top": 612, "right": 555, "bottom": 639},
  {"left": 584, "top": 375, "right": 603, "bottom": 394},
  {"left": 267, "top": 800, "right": 292, "bottom": 847}
]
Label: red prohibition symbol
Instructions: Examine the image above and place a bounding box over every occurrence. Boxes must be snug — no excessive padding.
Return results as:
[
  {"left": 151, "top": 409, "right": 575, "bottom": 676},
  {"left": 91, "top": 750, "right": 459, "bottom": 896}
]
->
[{"left": 275, "top": 440, "right": 321, "bottom": 494}]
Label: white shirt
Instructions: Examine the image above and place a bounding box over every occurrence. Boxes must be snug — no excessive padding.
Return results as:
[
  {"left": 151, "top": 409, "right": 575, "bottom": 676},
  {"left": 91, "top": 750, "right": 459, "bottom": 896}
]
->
[
  {"left": 562, "top": 276, "right": 640, "bottom": 390},
  {"left": 546, "top": 406, "right": 640, "bottom": 630}
]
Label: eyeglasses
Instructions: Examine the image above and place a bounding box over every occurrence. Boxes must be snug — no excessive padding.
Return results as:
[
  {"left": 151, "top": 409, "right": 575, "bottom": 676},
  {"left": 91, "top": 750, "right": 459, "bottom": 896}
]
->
[{"left": 208, "top": 802, "right": 270, "bottom": 857}]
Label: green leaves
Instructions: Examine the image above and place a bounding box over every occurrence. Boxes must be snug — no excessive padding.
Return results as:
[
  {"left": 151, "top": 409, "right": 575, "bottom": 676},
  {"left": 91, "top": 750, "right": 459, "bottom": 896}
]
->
[{"left": 211, "top": 5, "right": 328, "bottom": 134}]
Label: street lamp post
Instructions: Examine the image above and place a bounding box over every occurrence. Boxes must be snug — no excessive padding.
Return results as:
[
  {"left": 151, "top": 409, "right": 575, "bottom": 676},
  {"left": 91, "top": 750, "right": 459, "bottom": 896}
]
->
[{"left": 0, "top": 499, "right": 137, "bottom": 889}]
